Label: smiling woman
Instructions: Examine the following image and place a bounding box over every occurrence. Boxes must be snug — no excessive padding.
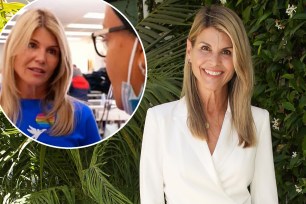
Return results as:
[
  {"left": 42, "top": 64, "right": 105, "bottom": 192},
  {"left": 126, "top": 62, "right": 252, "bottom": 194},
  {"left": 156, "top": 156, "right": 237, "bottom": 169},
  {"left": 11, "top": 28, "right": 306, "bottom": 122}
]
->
[
  {"left": 140, "top": 5, "right": 278, "bottom": 204},
  {"left": 187, "top": 27, "right": 235, "bottom": 102},
  {"left": 0, "top": 8, "right": 101, "bottom": 148}
]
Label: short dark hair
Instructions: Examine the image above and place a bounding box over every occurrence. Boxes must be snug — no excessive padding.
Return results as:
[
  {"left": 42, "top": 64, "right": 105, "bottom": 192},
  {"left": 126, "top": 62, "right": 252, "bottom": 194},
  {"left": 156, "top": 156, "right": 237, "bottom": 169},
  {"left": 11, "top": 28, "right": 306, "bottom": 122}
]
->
[{"left": 112, "top": 8, "right": 136, "bottom": 36}]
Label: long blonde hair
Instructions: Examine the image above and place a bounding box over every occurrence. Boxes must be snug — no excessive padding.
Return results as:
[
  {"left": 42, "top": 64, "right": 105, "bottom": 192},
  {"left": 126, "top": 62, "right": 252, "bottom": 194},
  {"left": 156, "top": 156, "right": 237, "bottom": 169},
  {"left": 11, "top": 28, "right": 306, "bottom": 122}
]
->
[
  {"left": 0, "top": 8, "right": 75, "bottom": 136},
  {"left": 181, "top": 5, "right": 256, "bottom": 147}
]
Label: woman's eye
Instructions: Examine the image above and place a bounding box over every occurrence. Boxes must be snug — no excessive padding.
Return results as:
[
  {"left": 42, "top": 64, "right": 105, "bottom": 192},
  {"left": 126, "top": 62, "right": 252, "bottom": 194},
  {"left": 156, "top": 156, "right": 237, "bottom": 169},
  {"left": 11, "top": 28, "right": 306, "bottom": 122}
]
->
[
  {"left": 28, "top": 42, "right": 37, "bottom": 49},
  {"left": 222, "top": 50, "right": 232, "bottom": 55},
  {"left": 48, "top": 48, "right": 58, "bottom": 56},
  {"left": 201, "top": 45, "right": 210, "bottom": 51}
]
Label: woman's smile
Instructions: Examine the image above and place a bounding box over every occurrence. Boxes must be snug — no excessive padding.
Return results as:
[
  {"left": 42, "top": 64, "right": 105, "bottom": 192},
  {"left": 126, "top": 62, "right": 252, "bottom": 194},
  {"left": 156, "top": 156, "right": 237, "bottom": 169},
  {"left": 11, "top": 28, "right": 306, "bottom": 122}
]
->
[{"left": 202, "top": 68, "right": 223, "bottom": 76}]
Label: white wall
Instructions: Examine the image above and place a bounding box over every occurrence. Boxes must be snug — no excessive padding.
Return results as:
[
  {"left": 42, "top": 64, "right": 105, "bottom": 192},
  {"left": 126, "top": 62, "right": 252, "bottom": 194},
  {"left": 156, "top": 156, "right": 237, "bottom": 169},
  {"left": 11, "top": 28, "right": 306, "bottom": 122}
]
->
[
  {"left": 0, "top": 44, "right": 3, "bottom": 57},
  {"left": 0, "top": 43, "right": 4, "bottom": 73},
  {"left": 68, "top": 38, "right": 105, "bottom": 74}
]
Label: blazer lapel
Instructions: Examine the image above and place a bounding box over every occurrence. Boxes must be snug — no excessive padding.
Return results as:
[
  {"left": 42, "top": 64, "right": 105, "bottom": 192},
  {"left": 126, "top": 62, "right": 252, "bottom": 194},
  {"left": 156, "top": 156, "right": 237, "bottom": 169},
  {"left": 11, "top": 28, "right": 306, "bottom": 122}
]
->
[
  {"left": 172, "top": 98, "right": 238, "bottom": 204},
  {"left": 173, "top": 98, "right": 224, "bottom": 191},
  {"left": 212, "top": 103, "right": 239, "bottom": 170}
]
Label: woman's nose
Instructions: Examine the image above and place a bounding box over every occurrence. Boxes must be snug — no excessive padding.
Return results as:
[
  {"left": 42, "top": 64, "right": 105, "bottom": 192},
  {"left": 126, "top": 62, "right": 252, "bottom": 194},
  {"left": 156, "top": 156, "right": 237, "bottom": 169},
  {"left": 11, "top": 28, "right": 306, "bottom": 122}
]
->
[
  {"left": 209, "top": 52, "right": 220, "bottom": 66},
  {"left": 34, "top": 48, "right": 46, "bottom": 64}
]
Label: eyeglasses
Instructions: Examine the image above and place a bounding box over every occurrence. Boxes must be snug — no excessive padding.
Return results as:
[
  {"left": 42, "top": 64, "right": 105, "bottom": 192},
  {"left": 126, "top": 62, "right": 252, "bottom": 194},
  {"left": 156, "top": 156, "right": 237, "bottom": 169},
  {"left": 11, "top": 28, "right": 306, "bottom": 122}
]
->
[{"left": 91, "top": 25, "right": 127, "bottom": 57}]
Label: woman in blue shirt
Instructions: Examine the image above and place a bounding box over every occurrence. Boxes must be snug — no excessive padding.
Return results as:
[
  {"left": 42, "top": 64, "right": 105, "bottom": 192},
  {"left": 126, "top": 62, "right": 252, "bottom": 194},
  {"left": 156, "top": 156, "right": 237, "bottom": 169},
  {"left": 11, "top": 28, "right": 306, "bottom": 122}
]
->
[{"left": 0, "top": 8, "right": 101, "bottom": 148}]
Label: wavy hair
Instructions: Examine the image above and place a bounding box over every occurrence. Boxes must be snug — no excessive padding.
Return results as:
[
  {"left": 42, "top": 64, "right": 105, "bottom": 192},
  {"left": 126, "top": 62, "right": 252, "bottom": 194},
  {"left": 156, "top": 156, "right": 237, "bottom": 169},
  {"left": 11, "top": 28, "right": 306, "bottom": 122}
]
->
[
  {"left": 0, "top": 8, "right": 75, "bottom": 136},
  {"left": 181, "top": 5, "right": 256, "bottom": 147}
]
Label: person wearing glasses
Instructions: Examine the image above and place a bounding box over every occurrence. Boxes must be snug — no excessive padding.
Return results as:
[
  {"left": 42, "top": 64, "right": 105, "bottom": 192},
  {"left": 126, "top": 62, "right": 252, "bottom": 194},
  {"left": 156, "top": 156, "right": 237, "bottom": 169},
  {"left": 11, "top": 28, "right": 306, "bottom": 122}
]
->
[
  {"left": 140, "top": 5, "right": 278, "bottom": 204},
  {"left": 0, "top": 9, "right": 101, "bottom": 148},
  {"left": 92, "top": 5, "right": 146, "bottom": 115}
]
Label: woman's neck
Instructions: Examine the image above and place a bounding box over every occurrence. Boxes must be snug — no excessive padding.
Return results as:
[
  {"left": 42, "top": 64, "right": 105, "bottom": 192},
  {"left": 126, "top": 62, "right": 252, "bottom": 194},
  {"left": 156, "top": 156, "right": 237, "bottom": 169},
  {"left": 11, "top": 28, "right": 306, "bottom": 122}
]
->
[
  {"left": 17, "top": 83, "right": 47, "bottom": 99},
  {"left": 199, "top": 87, "right": 228, "bottom": 116}
]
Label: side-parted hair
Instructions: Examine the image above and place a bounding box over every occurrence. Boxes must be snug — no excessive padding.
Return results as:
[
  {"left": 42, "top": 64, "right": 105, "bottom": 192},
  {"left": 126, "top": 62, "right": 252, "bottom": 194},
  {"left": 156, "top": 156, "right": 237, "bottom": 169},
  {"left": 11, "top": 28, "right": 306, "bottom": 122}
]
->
[
  {"left": 0, "top": 8, "right": 75, "bottom": 136},
  {"left": 181, "top": 5, "right": 256, "bottom": 147}
]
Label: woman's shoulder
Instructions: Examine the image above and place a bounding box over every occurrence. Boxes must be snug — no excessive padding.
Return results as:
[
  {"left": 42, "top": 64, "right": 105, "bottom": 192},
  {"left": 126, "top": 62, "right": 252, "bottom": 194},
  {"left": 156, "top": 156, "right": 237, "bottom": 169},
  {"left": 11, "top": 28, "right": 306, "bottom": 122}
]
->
[
  {"left": 151, "top": 99, "right": 180, "bottom": 110},
  {"left": 71, "top": 99, "right": 92, "bottom": 113},
  {"left": 147, "top": 98, "right": 185, "bottom": 117},
  {"left": 251, "top": 105, "right": 269, "bottom": 118},
  {"left": 251, "top": 105, "right": 270, "bottom": 127}
]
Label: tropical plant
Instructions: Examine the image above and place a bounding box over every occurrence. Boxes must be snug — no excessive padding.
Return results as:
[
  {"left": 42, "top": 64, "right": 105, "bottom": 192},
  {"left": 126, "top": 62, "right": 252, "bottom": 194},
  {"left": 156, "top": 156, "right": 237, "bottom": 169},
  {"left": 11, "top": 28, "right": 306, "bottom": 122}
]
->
[
  {"left": 0, "top": 0, "right": 305, "bottom": 203},
  {"left": 245, "top": 1, "right": 306, "bottom": 202},
  {"left": 0, "top": 126, "right": 134, "bottom": 204},
  {"left": 0, "top": 0, "right": 24, "bottom": 31}
]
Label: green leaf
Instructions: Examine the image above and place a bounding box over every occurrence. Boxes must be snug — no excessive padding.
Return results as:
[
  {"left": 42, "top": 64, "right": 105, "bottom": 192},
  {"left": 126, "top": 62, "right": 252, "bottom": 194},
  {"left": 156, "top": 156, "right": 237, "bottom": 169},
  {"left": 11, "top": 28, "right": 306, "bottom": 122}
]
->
[
  {"left": 290, "top": 21, "right": 306, "bottom": 37},
  {"left": 248, "top": 24, "right": 261, "bottom": 35},
  {"left": 288, "top": 91, "right": 298, "bottom": 103},
  {"left": 235, "top": 0, "right": 244, "bottom": 6},
  {"left": 282, "top": 74, "right": 294, "bottom": 79},
  {"left": 257, "top": 44, "right": 262, "bottom": 55},
  {"left": 299, "top": 96, "right": 306, "bottom": 109},
  {"left": 253, "top": 84, "right": 266, "bottom": 98},
  {"left": 291, "top": 59, "right": 305, "bottom": 72},
  {"left": 282, "top": 102, "right": 295, "bottom": 111},
  {"left": 253, "top": 40, "right": 264, "bottom": 46},
  {"left": 303, "top": 135, "right": 306, "bottom": 156},
  {"left": 1, "top": 2, "right": 24, "bottom": 10},
  {"left": 39, "top": 145, "right": 47, "bottom": 190},
  {"left": 272, "top": 0, "right": 279, "bottom": 16},
  {"left": 292, "top": 13, "right": 306, "bottom": 20},
  {"left": 256, "top": 11, "right": 272, "bottom": 26},
  {"left": 303, "top": 112, "right": 306, "bottom": 125},
  {"left": 13, "top": 186, "right": 76, "bottom": 204},
  {"left": 273, "top": 50, "right": 288, "bottom": 62},
  {"left": 242, "top": 6, "right": 252, "bottom": 23}
]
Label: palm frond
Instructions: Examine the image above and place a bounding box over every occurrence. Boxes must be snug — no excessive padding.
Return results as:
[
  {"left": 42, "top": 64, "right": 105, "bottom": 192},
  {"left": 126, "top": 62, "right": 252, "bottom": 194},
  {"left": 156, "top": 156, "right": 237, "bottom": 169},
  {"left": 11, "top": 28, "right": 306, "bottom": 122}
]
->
[
  {"left": 138, "top": 1, "right": 198, "bottom": 50},
  {"left": 82, "top": 165, "right": 132, "bottom": 204},
  {"left": 10, "top": 185, "right": 75, "bottom": 204}
]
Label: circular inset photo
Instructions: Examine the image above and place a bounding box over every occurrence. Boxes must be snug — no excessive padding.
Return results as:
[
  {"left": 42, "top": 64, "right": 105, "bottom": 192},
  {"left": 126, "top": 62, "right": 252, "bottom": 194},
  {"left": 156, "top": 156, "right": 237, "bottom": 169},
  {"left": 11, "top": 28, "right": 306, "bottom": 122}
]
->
[{"left": 0, "top": 0, "right": 147, "bottom": 149}]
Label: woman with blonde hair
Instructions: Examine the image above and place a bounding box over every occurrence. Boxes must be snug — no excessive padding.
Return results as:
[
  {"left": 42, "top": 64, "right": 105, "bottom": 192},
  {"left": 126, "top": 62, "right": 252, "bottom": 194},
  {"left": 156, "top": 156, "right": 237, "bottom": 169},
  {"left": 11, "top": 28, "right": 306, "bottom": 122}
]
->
[
  {"left": 0, "top": 9, "right": 101, "bottom": 148},
  {"left": 140, "top": 5, "right": 278, "bottom": 203}
]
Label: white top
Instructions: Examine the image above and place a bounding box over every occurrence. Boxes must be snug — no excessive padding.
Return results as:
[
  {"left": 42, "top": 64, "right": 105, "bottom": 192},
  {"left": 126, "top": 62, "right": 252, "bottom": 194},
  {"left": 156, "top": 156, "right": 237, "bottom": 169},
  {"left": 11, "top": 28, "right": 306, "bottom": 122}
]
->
[{"left": 140, "top": 98, "right": 278, "bottom": 204}]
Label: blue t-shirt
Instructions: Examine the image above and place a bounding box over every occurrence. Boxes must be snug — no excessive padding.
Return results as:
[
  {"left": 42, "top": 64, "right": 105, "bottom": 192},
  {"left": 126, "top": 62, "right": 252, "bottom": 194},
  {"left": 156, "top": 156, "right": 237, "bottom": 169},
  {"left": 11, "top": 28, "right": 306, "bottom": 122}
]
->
[{"left": 17, "top": 99, "right": 101, "bottom": 148}]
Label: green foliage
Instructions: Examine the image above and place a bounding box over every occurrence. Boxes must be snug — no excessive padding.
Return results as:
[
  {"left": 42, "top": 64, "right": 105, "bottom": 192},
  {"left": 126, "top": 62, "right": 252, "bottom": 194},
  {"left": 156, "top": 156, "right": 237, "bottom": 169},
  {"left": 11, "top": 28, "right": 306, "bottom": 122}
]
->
[
  {"left": 0, "top": 130, "right": 134, "bottom": 203},
  {"left": 11, "top": 186, "right": 76, "bottom": 204},
  {"left": 0, "top": 0, "right": 305, "bottom": 203},
  {"left": 0, "top": 0, "right": 24, "bottom": 31},
  {"left": 237, "top": 1, "right": 306, "bottom": 202}
]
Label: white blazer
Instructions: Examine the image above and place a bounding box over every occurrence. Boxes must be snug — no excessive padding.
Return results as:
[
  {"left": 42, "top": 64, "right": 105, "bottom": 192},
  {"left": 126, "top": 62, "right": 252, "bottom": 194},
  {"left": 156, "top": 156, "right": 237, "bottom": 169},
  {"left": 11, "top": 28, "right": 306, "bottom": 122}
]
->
[{"left": 140, "top": 97, "right": 278, "bottom": 204}]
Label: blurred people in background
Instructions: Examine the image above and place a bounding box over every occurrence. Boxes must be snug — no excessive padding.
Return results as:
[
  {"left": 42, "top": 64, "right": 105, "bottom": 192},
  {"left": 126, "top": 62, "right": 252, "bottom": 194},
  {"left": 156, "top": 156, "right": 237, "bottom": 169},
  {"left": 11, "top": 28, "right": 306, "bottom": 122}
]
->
[
  {"left": 91, "top": 4, "right": 146, "bottom": 115},
  {"left": 84, "top": 67, "right": 110, "bottom": 94},
  {"left": 68, "top": 64, "right": 90, "bottom": 101}
]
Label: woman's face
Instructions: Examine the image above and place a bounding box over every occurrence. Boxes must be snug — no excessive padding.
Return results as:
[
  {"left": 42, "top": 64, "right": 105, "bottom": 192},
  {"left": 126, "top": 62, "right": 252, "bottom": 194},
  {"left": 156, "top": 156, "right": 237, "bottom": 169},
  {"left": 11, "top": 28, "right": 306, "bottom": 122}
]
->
[
  {"left": 14, "top": 27, "right": 60, "bottom": 95},
  {"left": 187, "top": 27, "right": 235, "bottom": 94},
  {"left": 103, "top": 7, "right": 135, "bottom": 109}
]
